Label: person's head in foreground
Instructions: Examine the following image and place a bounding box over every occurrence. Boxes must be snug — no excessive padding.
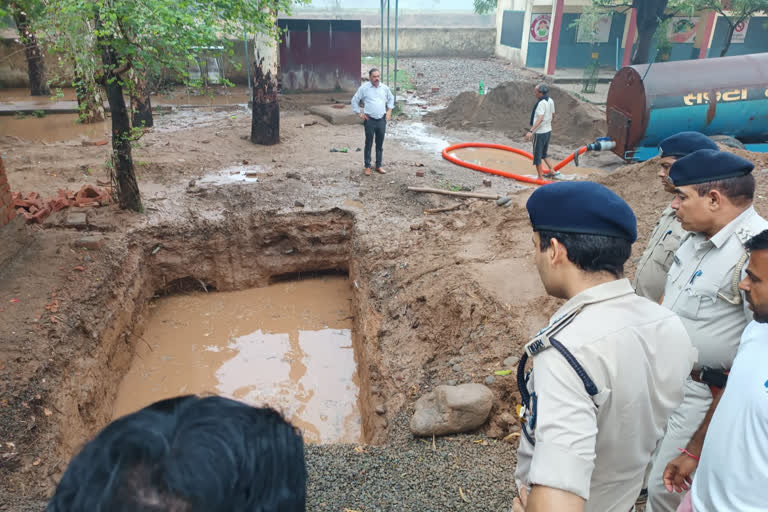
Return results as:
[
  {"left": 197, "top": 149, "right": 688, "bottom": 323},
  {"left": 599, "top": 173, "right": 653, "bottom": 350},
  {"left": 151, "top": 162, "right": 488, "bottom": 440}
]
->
[
  {"left": 669, "top": 149, "right": 755, "bottom": 237},
  {"left": 657, "top": 132, "right": 719, "bottom": 193},
  {"left": 526, "top": 181, "right": 637, "bottom": 299},
  {"left": 47, "top": 395, "right": 306, "bottom": 512},
  {"left": 741, "top": 229, "right": 768, "bottom": 324}
]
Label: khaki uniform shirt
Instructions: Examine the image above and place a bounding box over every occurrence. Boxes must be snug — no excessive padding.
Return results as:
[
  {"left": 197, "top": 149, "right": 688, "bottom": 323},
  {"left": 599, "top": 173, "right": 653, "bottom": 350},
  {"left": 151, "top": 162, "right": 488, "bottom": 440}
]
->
[
  {"left": 662, "top": 206, "right": 768, "bottom": 370},
  {"left": 515, "top": 279, "right": 695, "bottom": 512},
  {"left": 633, "top": 205, "right": 685, "bottom": 302}
]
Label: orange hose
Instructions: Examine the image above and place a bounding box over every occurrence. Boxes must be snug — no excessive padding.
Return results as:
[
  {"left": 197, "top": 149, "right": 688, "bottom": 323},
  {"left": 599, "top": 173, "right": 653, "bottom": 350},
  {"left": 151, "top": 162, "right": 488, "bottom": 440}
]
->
[
  {"left": 553, "top": 145, "right": 588, "bottom": 172},
  {"left": 441, "top": 142, "right": 588, "bottom": 186}
]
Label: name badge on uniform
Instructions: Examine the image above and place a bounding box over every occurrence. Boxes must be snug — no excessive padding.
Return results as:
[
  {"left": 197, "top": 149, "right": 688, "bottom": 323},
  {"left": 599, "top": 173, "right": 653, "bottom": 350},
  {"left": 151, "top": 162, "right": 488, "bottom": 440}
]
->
[{"left": 524, "top": 335, "right": 552, "bottom": 357}]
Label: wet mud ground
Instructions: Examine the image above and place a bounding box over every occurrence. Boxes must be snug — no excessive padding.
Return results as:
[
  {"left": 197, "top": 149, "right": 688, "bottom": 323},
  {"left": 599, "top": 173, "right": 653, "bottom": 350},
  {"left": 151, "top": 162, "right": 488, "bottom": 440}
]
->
[{"left": 3, "top": 68, "right": 768, "bottom": 510}]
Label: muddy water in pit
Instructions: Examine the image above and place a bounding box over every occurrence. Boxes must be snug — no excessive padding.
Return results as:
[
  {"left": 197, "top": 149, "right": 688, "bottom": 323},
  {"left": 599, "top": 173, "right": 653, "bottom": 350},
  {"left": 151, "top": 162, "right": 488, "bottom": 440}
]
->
[
  {"left": 113, "top": 276, "right": 360, "bottom": 443},
  {"left": 450, "top": 147, "right": 604, "bottom": 178}
]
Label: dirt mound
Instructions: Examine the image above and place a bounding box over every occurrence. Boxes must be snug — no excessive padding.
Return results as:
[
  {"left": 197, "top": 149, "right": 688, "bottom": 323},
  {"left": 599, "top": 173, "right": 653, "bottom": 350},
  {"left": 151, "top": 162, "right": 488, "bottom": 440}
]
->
[{"left": 426, "top": 80, "right": 607, "bottom": 146}]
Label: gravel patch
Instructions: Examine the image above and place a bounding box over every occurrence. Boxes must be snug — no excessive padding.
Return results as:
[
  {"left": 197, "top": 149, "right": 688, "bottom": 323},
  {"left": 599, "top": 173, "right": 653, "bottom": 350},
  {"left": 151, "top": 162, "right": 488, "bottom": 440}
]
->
[
  {"left": 306, "top": 412, "right": 518, "bottom": 511},
  {"left": 400, "top": 57, "right": 539, "bottom": 104}
]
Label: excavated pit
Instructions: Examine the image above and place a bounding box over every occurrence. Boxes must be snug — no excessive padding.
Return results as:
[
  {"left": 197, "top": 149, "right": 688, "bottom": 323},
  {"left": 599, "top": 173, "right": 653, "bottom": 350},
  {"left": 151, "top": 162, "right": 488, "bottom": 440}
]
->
[{"left": 55, "top": 209, "right": 382, "bottom": 458}]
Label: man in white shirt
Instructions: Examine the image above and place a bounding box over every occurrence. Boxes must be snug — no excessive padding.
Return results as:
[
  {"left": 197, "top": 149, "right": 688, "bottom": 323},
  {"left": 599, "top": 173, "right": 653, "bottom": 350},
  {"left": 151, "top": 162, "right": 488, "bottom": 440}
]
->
[
  {"left": 351, "top": 68, "right": 394, "bottom": 176},
  {"left": 666, "top": 229, "right": 768, "bottom": 512},
  {"left": 524, "top": 83, "right": 556, "bottom": 181}
]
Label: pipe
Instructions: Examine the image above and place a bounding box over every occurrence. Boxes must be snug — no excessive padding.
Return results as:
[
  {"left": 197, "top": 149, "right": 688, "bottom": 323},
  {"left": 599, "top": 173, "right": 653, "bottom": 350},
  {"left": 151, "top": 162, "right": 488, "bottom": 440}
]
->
[
  {"left": 386, "top": 0, "right": 390, "bottom": 85},
  {"left": 441, "top": 143, "right": 553, "bottom": 186},
  {"left": 380, "top": 0, "right": 383, "bottom": 76},
  {"left": 394, "top": 0, "right": 398, "bottom": 107},
  {"left": 442, "top": 140, "right": 616, "bottom": 185},
  {"left": 553, "top": 146, "right": 587, "bottom": 171}
]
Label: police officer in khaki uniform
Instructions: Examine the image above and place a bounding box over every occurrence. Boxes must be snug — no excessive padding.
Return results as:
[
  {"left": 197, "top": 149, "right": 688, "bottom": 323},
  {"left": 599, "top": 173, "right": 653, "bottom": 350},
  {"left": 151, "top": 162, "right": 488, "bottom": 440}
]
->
[
  {"left": 634, "top": 132, "right": 719, "bottom": 302},
  {"left": 512, "top": 182, "right": 695, "bottom": 512},
  {"left": 646, "top": 149, "right": 768, "bottom": 512}
]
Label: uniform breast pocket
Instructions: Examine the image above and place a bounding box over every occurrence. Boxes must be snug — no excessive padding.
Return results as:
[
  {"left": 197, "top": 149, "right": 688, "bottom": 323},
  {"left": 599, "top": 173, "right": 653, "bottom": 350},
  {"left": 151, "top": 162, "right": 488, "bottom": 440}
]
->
[
  {"left": 676, "top": 278, "right": 720, "bottom": 319},
  {"left": 652, "top": 235, "right": 680, "bottom": 270}
]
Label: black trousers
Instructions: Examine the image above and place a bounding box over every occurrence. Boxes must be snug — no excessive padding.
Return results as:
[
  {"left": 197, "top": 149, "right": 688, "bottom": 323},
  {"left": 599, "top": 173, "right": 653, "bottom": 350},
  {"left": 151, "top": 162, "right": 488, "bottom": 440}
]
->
[{"left": 363, "top": 117, "right": 386, "bottom": 168}]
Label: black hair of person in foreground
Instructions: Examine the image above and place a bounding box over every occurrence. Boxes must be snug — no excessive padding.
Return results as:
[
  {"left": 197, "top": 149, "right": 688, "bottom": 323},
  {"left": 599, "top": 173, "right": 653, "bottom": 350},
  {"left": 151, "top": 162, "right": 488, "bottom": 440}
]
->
[{"left": 47, "top": 395, "right": 306, "bottom": 512}]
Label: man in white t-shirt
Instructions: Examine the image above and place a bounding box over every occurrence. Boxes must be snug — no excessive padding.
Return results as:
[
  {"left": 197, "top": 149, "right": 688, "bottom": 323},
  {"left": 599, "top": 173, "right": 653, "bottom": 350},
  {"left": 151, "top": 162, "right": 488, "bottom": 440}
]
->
[
  {"left": 667, "top": 228, "right": 768, "bottom": 512},
  {"left": 524, "top": 83, "right": 556, "bottom": 181}
]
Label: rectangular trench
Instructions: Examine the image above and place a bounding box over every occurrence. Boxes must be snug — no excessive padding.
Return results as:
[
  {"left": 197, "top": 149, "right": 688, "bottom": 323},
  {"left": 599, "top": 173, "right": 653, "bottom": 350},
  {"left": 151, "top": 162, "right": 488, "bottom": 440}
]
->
[{"left": 55, "top": 210, "right": 383, "bottom": 462}]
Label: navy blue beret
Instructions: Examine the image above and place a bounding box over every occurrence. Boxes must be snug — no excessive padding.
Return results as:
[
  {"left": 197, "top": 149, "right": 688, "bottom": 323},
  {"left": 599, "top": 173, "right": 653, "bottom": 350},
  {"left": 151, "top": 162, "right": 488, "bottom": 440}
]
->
[
  {"left": 669, "top": 149, "right": 754, "bottom": 186},
  {"left": 658, "top": 132, "right": 718, "bottom": 158},
  {"left": 526, "top": 182, "right": 637, "bottom": 242}
]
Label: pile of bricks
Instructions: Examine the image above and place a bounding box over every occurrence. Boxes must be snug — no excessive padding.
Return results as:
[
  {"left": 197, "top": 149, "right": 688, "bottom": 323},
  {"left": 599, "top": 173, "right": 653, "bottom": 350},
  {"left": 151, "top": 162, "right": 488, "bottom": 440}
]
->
[
  {"left": 12, "top": 184, "right": 112, "bottom": 224},
  {"left": 0, "top": 157, "right": 15, "bottom": 228}
]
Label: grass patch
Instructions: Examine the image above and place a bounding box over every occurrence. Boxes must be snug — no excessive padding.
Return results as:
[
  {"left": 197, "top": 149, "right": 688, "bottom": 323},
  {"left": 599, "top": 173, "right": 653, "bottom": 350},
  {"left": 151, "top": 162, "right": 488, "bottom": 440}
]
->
[{"left": 362, "top": 56, "right": 415, "bottom": 92}]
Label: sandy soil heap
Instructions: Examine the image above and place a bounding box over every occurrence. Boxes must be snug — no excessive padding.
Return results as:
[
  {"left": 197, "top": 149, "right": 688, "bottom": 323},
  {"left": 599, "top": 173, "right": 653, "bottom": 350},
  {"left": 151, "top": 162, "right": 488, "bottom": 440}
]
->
[{"left": 426, "top": 80, "right": 607, "bottom": 146}]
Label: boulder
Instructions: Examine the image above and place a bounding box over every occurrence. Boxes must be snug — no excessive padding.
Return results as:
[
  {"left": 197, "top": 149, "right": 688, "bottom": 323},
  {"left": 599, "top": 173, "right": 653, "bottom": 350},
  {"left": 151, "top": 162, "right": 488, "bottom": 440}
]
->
[{"left": 410, "top": 383, "right": 494, "bottom": 437}]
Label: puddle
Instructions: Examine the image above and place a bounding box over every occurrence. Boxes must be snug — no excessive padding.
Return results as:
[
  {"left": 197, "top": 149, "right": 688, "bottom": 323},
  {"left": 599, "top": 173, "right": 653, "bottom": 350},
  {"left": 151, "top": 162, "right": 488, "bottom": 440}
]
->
[
  {"left": 113, "top": 276, "right": 360, "bottom": 443},
  {"left": 0, "top": 114, "right": 109, "bottom": 142},
  {"left": 389, "top": 121, "right": 452, "bottom": 157},
  {"left": 198, "top": 164, "right": 264, "bottom": 185},
  {"left": 449, "top": 146, "right": 605, "bottom": 180}
]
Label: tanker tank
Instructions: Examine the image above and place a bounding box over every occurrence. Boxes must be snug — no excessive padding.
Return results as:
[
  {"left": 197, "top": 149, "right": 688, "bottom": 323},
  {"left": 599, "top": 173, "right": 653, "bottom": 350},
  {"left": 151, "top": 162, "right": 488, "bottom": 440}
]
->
[{"left": 606, "top": 52, "right": 768, "bottom": 160}]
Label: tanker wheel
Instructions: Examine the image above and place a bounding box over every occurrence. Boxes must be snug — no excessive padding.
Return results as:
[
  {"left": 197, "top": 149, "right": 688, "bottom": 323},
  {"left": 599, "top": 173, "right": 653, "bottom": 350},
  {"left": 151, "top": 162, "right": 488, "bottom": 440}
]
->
[{"left": 709, "top": 135, "right": 746, "bottom": 150}]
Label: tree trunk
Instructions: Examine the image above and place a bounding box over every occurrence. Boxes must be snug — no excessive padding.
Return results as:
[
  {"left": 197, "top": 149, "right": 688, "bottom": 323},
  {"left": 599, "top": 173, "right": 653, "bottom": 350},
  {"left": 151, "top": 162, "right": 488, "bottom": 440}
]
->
[
  {"left": 630, "top": 0, "right": 669, "bottom": 65},
  {"left": 74, "top": 69, "right": 105, "bottom": 123},
  {"left": 129, "top": 69, "right": 153, "bottom": 128},
  {"left": 250, "top": 24, "right": 279, "bottom": 145},
  {"left": 632, "top": 24, "right": 658, "bottom": 64},
  {"left": 10, "top": 3, "right": 50, "bottom": 96},
  {"left": 720, "top": 22, "right": 736, "bottom": 57},
  {"left": 98, "top": 32, "right": 142, "bottom": 211}
]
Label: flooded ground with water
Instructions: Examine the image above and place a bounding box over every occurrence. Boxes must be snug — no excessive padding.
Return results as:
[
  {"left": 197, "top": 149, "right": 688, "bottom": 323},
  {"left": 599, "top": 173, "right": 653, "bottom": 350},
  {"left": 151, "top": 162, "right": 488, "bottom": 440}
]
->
[{"left": 113, "top": 275, "right": 360, "bottom": 443}]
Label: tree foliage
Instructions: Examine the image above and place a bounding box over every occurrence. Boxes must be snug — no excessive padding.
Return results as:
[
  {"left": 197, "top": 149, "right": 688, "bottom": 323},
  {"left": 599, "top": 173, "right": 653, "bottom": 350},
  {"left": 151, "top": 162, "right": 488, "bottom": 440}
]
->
[
  {"left": 693, "top": 0, "right": 768, "bottom": 56},
  {"left": 585, "top": 0, "right": 768, "bottom": 62},
  {"left": 473, "top": 0, "right": 496, "bottom": 15},
  {"left": 35, "top": 0, "right": 300, "bottom": 211}
]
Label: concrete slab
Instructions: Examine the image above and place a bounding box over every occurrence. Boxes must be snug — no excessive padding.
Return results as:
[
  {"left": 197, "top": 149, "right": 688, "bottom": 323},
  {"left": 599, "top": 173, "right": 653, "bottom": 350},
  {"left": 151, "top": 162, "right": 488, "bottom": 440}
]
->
[
  {"left": 526, "top": 67, "right": 617, "bottom": 84},
  {"left": 308, "top": 104, "right": 363, "bottom": 126},
  {"left": 65, "top": 211, "right": 88, "bottom": 229}
]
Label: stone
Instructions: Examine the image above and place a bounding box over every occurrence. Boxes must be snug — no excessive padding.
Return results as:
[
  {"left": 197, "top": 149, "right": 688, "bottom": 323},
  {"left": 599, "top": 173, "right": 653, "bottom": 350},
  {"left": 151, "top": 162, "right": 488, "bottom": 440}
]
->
[
  {"left": 447, "top": 380, "right": 457, "bottom": 386},
  {"left": 72, "top": 235, "right": 104, "bottom": 250},
  {"left": 307, "top": 105, "right": 361, "bottom": 125},
  {"left": 65, "top": 212, "right": 87, "bottom": 228},
  {"left": 410, "top": 383, "right": 494, "bottom": 437},
  {"left": 415, "top": 170, "right": 425, "bottom": 177},
  {"left": 503, "top": 355, "right": 520, "bottom": 368},
  {"left": 375, "top": 404, "right": 386, "bottom": 415},
  {"left": 452, "top": 364, "right": 462, "bottom": 372},
  {"left": 482, "top": 178, "right": 492, "bottom": 187},
  {"left": 499, "top": 412, "right": 516, "bottom": 428},
  {"left": 294, "top": 200, "right": 305, "bottom": 208},
  {"left": 483, "top": 375, "right": 495, "bottom": 386},
  {"left": 286, "top": 172, "right": 301, "bottom": 181}
]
